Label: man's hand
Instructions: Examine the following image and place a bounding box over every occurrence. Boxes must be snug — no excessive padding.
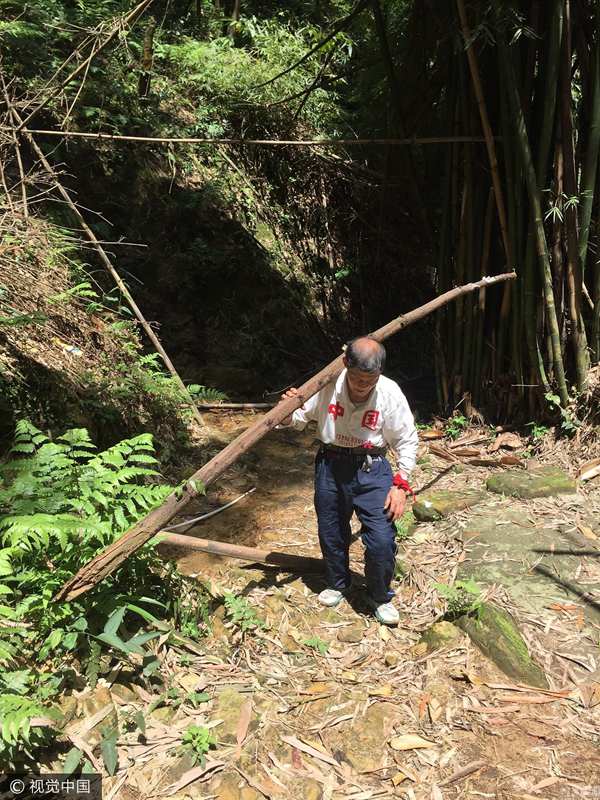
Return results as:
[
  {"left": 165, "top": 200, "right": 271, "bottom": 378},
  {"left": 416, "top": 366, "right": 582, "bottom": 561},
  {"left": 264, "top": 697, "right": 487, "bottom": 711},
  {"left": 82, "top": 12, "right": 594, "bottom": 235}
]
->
[
  {"left": 384, "top": 487, "right": 406, "bottom": 522},
  {"left": 280, "top": 387, "right": 299, "bottom": 426}
]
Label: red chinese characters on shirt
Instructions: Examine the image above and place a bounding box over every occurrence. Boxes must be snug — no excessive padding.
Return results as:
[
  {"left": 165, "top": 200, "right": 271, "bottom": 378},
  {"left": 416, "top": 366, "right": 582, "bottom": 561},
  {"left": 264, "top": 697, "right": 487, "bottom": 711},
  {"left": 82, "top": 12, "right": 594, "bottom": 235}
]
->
[
  {"left": 328, "top": 402, "right": 345, "bottom": 420},
  {"left": 361, "top": 409, "right": 380, "bottom": 430}
]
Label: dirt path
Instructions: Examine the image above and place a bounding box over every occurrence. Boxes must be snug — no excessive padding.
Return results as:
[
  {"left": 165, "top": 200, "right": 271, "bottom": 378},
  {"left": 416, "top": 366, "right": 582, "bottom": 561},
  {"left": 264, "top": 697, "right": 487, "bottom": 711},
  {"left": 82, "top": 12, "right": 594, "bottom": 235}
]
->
[{"left": 103, "top": 414, "right": 600, "bottom": 799}]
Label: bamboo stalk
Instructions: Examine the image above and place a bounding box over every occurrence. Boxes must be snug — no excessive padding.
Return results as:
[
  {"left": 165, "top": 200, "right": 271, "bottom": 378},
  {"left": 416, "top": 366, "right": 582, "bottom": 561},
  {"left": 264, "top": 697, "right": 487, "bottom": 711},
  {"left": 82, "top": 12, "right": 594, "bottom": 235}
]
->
[
  {"left": 472, "top": 187, "right": 494, "bottom": 404},
  {"left": 560, "top": 0, "right": 589, "bottom": 390},
  {"left": 521, "top": 0, "right": 562, "bottom": 395},
  {"left": 2, "top": 86, "right": 208, "bottom": 431},
  {"left": 456, "top": 0, "right": 511, "bottom": 263},
  {"left": 494, "top": 2, "right": 569, "bottom": 407},
  {"left": 54, "top": 272, "right": 516, "bottom": 602},
  {"left": 583, "top": 4, "right": 600, "bottom": 360}
]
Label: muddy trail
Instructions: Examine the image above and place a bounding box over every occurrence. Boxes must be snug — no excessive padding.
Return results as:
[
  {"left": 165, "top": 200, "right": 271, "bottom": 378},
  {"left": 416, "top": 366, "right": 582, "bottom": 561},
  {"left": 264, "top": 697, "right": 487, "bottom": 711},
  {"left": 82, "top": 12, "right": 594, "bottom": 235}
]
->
[{"left": 63, "top": 413, "right": 600, "bottom": 800}]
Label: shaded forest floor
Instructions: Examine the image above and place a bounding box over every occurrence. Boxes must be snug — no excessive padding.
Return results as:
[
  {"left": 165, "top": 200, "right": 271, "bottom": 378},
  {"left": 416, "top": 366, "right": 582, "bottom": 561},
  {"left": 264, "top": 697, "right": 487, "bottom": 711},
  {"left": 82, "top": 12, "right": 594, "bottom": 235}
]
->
[{"left": 56, "top": 413, "right": 600, "bottom": 799}]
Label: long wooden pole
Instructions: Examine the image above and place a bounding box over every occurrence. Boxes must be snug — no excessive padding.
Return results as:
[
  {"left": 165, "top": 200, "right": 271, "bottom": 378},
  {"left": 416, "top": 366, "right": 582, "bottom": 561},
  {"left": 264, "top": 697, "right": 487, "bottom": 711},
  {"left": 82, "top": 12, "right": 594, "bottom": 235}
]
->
[
  {"left": 2, "top": 88, "right": 208, "bottom": 431},
  {"left": 55, "top": 271, "right": 516, "bottom": 602},
  {"left": 2, "top": 128, "right": 494, "bottom": 147},
  {"left": 160, "top": 533, "right": 325, "bottom": 573}
]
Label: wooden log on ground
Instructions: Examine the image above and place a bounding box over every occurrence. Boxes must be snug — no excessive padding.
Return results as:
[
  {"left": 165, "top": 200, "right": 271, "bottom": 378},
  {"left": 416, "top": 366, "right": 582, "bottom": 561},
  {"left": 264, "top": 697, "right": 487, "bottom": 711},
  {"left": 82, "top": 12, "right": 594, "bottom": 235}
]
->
[
  {"left": 55, "top": 271, "right": 516, "bottom": 601},
  {"left": 160, "top": 533, "right": 325, "bottom": 572}
]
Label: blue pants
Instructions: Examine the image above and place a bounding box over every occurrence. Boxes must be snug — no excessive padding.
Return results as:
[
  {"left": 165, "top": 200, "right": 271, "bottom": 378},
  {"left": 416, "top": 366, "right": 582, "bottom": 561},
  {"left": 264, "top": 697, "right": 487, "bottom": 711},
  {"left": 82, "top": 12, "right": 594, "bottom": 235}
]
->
[{"left": 314, "top": 450, "right": 397, "bottom": 603}]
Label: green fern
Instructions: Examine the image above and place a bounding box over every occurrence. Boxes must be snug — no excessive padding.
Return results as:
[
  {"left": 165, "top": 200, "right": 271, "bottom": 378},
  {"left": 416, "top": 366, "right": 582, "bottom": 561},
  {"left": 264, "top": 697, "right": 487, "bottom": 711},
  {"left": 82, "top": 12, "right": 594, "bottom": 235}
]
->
[{"left": 0, "top": 421, "right": 181, "bottom": 764}]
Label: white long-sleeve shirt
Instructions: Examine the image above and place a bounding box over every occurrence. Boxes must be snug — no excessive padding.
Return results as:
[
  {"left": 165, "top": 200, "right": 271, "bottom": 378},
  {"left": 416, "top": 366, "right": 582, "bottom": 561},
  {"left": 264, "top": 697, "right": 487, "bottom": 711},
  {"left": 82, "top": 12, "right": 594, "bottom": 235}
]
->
[{"left": 284, "top": 369, "right": 419, "bottom": 476}]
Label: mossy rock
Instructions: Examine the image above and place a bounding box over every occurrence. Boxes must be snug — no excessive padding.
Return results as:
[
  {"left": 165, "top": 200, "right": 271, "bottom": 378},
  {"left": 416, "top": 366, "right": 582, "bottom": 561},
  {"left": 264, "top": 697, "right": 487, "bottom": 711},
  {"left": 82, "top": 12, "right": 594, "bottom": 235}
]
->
[
  {"left": 455, "top": 603, "right": 548, "bottom": 688},
  {"left": 413, "top": 489, "right": 486, "bottom": 522},
  {"left": 419, "top": 621, "right": 461, "bottom": 653},
  {"left": 486, "top": 465, "right": 576, "bottom": 499}
]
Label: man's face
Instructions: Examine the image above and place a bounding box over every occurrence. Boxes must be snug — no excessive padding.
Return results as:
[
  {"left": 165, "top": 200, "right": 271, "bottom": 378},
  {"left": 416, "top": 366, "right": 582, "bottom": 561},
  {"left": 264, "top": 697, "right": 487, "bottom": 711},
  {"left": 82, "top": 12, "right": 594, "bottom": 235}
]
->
[{"left": 345, "top": 367, "right": 380, "bottom": 402}]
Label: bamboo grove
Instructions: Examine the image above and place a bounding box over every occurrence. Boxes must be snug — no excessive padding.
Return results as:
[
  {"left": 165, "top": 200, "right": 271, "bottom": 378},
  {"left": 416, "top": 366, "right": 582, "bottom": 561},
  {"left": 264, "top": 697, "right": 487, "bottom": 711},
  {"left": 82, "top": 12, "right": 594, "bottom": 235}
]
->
[{"left": 416, "top": 0, "right": 600, "bottom": 417}]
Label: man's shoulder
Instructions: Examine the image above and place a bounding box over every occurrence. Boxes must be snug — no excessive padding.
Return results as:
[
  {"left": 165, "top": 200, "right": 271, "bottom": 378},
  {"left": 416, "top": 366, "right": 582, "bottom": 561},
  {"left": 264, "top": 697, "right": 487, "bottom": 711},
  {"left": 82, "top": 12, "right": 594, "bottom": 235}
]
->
[{"left": 378, "top": 374, "right": 406, "bottom": 400}]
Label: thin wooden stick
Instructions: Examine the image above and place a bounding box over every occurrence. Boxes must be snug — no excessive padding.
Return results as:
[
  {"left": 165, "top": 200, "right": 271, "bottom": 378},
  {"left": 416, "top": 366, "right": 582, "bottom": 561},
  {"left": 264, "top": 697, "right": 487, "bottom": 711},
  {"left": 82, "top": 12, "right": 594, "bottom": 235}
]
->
[
  {"left": 0, "top": 77, "right": 28, "bottom": 218},
  {"left": 2, "top": 84, "right": 208, "bottom": 431},
  {"left": 17, "top": 0, "right": 155, "bottom": 132},
  {"left": 3, "top": 127, "right": 494, "bottom": 147},
  {"left": 54, "top": 271, "right": 516, "bottom": 602},
  {"left": 164, "top": 487, "right": 257, "bottom": 531}
]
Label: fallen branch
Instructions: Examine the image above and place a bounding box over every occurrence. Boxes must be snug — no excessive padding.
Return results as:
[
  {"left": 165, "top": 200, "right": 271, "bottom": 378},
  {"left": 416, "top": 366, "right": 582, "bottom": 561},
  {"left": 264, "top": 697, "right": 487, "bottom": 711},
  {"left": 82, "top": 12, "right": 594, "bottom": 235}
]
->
[
  {"left": 158, "top": 533, "right": 325, "bottom": 573},
  {"left": 55, "top": 271, "right": 516, "bottom": 601},
  {"left": 1, "top": 82, "right": 207, "bottom": 432}
]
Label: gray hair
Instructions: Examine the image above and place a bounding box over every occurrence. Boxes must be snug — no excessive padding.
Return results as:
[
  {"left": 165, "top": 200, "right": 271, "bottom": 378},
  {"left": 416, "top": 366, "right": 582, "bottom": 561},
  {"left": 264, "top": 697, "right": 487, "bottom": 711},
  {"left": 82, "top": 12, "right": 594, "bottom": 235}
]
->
[{"left": 345, "top": 337, "right": 386, "bottom": 373}]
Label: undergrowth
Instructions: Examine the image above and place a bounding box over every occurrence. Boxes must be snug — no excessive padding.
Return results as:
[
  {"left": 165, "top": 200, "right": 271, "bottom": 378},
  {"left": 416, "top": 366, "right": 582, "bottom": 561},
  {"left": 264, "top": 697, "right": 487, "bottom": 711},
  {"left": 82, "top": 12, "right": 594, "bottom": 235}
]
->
[{"left": 0, "top": 421, "right": 210, "bottom": 770}]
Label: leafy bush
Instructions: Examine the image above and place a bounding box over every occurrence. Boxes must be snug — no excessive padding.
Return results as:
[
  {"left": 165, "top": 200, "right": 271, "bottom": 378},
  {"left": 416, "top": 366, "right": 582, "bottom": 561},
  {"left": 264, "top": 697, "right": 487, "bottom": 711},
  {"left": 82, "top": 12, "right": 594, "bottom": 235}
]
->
[
  {"left": 181, "top": 724, "right": 216, "bottom": 766},
  {"left": 223, "top": 593, "right": 265, "bottom": 633},
  {"left": 0, "top": 421, "right": 208, "bottom": 767},
  {"left": 434, "top": 579, "right": 483, "bottom": 620}
]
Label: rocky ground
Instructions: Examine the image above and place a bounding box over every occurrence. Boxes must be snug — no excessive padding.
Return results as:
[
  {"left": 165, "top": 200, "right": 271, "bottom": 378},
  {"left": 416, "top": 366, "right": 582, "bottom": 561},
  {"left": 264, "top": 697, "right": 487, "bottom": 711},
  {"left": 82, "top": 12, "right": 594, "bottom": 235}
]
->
[{"left": 58, "top": 414, "right": 600, "bottom": 799}]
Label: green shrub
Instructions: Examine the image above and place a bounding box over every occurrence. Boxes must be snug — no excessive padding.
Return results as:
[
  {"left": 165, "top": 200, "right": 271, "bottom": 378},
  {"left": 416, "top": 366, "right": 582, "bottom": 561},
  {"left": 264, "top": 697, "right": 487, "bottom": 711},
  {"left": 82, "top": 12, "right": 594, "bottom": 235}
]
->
[{"left": 0, "top": 421, "right": 208, "bottom": 766}]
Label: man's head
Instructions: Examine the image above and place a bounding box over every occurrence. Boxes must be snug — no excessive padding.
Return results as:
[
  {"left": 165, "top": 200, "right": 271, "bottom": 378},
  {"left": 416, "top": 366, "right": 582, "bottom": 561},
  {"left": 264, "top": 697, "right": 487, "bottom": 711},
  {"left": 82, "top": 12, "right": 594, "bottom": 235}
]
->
[{"left": 343, "top": 336, "right": 386, "bottom": 402}]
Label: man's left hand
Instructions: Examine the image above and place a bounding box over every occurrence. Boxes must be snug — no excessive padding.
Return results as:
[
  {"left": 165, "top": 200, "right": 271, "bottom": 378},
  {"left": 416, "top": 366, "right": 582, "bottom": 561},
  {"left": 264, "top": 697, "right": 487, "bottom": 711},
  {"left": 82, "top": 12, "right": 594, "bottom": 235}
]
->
[{"left": 384, "top": 487, "right": 406, "bottom": 522}]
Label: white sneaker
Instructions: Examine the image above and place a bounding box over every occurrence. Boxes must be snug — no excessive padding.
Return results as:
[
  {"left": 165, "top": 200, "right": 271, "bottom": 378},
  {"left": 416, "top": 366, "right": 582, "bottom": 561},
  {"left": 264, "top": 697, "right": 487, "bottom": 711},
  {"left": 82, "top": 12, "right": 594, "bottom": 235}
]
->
[
  {"left": 367, "top": 598, "right": 399, "bottom": 626},
  {"left": 318, "top": 589, "right": 345, "bottom": 607}
]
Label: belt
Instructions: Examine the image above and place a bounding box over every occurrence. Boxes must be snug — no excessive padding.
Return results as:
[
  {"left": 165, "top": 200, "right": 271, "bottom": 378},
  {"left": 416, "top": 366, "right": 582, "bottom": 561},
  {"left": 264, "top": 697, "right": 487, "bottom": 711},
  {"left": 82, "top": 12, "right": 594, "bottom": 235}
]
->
[
  {"left": 320, "top": 443, "right": 387, "bottom": 456},
  {"left": 318, "top": 443, "right": 387, "bottom": 473}
]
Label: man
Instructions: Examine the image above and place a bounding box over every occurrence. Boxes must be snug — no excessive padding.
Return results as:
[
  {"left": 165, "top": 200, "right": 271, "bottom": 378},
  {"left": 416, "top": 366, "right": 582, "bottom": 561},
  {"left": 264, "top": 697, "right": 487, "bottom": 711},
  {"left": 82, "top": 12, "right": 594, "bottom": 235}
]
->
[{"left": 280, "top": 336, "right": 418, "bottom": 625}]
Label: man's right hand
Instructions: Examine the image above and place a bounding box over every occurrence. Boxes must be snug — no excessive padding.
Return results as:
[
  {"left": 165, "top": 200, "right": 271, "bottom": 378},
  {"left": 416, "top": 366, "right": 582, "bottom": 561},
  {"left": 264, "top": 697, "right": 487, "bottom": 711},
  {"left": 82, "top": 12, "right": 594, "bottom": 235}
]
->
[{"left": 280, "top": 387, "right": 299, "bottom": 426}]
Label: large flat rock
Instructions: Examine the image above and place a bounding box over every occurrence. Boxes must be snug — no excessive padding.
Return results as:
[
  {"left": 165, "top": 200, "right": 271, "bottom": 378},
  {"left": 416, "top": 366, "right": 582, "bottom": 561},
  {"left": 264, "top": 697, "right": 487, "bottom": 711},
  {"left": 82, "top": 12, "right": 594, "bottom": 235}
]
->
[
  {"left": 486, "top": 465, "right": 576, "bottom": 498},
  {"left": 457, "top": 509, "right": 600, "bottom": 630}
]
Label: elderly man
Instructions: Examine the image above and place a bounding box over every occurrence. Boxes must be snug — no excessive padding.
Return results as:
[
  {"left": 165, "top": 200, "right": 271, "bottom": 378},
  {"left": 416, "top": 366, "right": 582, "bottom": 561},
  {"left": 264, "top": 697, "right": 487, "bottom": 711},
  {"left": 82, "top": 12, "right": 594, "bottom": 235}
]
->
[{"left": 280, "top": 336, "right": 418, "bottom": 625}]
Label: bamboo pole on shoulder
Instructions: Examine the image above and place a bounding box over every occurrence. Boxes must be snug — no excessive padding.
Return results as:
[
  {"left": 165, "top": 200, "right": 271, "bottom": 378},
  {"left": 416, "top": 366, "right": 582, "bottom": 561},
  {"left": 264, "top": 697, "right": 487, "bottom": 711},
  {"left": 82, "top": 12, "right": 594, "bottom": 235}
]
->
[
  {"left": 55, "top": 271, "right": 516, "bottom": 602},
  {"left": 1, "top": 83, "right": 208, "bottom": 431}
]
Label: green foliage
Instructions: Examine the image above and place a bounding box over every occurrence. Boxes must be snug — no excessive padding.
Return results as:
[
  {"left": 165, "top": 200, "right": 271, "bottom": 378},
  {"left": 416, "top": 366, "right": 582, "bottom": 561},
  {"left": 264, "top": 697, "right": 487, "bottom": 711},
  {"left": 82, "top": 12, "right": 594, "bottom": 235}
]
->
[
  {"left": 187, "top": 384, "right": 229, "bottom": 403},
  {"left": 0, "top": 421, "right": 211, "bottom": 766},
  {"left": 544, "top": 392, "right": 580, "bottom": 436},
  {"left": 394, "top": 510, "right": 416, "bottom": 540},
  {"left": 434, "top": 579, "right": 483, "bottom": 621},
  {"left": 181, "top": 725, "right": 216, "bottom": 766},
  {"left": 223, "top": 593, "right": 265, "bottom": 633},
  {"left": 445, "top": 414, "right": 469, "bottom": 440},
  {"left": 302, "top": 635, "right": 329, "bottom": 655},
  {"left": 527, "top": 422, "right": 549, "bottom": 442}
]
